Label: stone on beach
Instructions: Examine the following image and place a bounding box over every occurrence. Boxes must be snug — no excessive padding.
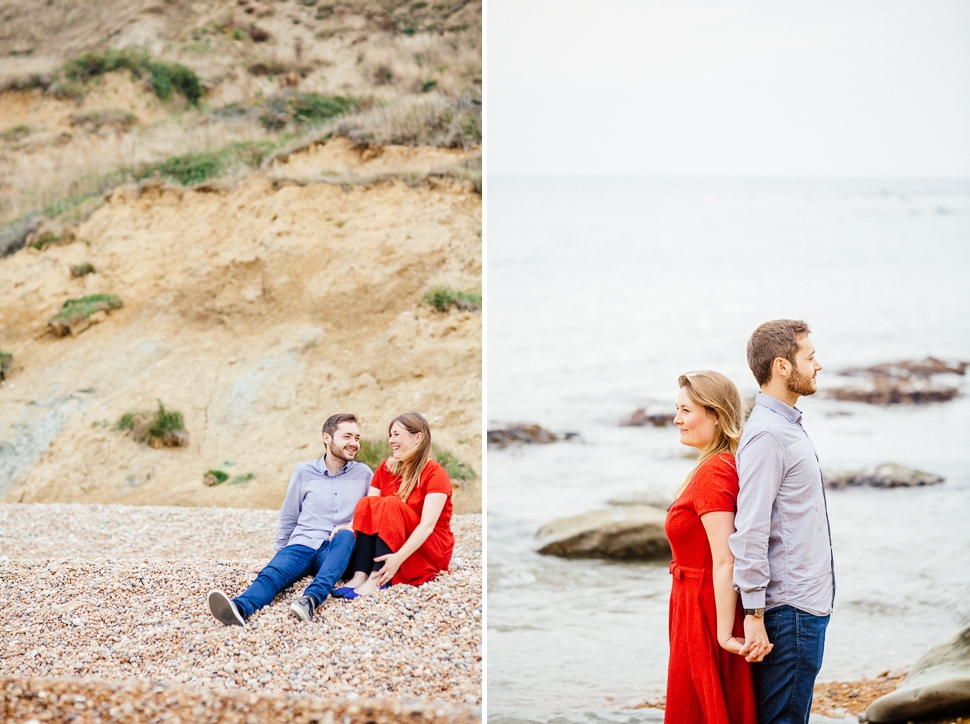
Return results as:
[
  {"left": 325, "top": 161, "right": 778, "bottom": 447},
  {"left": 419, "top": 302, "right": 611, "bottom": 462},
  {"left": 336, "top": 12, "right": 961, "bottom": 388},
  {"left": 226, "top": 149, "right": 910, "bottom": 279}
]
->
[
  {"left": 823, "top": 463, "right": 944, "bottom": 490},
  {"left": 865, "top": 622, "right": 970, "bottom": 723},
  {"left": 534, "top": 505, "right": 670, "bottom": 560}
]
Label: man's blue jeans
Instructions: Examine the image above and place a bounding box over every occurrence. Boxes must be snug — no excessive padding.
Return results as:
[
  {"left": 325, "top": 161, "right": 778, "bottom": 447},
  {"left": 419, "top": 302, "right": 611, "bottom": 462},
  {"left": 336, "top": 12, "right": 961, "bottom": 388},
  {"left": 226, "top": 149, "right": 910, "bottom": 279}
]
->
[
  {"left": 232, "top": 530, "right": 355, "bottom": 619},
  {"left": 761, "top": 604, "right": 830, "bottom": 724}
]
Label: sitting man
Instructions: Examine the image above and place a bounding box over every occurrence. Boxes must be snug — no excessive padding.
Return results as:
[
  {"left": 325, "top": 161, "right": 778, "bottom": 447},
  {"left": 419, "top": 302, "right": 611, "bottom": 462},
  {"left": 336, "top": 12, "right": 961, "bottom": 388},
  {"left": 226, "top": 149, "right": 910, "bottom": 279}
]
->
[{"left": 207, "top": 413, "right": 373, "bottom": 625}]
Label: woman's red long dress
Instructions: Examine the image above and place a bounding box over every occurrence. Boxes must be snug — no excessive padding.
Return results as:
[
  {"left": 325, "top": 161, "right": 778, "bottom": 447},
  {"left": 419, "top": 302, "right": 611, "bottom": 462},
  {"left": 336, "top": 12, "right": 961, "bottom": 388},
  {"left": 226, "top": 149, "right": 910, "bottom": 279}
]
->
[
  {"left": 352, "top": 459, "right": 454, "bottom": 586},
  {"left": 663, "top": 452, "right": 758, "bottom": 724}
]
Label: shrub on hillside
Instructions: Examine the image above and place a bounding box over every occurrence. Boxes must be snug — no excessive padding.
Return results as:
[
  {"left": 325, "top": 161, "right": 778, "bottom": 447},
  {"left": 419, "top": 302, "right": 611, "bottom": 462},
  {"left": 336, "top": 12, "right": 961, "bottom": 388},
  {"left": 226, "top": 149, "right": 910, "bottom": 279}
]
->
[
  {"left": 259, "top": 92, "right": 359, "bottom": 131},
  {"left": 62, "top": 49, "right": 202, "bottom": 104},
  {"left": 331, "top": 93, "right": 480, "bottom": 150},
  {"left": 0, "top": 351, "right": 12, "bottom": 380},
  {"left": 203, "top": 469, "right": 230, "bottom": 486},
  {"left": 116, "top": 400, "right": 189, "bottom": 448}
]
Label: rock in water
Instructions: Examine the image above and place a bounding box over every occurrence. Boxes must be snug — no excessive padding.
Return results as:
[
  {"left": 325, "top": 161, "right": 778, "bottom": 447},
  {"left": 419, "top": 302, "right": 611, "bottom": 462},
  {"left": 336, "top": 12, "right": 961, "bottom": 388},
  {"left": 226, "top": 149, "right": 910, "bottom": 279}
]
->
[
  {"left": 866, "top": 622, "right": 970, "bottom": 722},
  {"left": 487, "top": 424, "right": 577, "bottom": 448},
  {"left": 823, "top": 463, "right": 944, "bottom": 489},
  {"left": 534, "top": 505, "right": 670, "bottom": 560},
  {"left": 619, "top": 408, "right": 672, "bottom": 427}
]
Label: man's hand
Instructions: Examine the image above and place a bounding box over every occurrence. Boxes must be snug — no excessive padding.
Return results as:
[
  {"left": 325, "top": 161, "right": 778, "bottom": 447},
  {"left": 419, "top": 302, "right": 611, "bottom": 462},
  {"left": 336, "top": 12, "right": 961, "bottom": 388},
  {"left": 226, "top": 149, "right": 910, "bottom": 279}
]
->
[
  {"left": 372, "top": 552, "right": 403, "bottom": 586},
  {"left": 740, "top": 615, "right": 774, "bottom": 662}
]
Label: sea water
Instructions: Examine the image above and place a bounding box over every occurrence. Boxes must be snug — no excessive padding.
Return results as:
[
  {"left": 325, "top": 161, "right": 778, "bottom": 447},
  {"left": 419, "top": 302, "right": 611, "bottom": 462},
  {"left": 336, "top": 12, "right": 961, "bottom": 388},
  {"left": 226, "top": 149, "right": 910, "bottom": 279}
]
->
[{"left": 486, "top": 177, "right": 970, "bottom": 721}]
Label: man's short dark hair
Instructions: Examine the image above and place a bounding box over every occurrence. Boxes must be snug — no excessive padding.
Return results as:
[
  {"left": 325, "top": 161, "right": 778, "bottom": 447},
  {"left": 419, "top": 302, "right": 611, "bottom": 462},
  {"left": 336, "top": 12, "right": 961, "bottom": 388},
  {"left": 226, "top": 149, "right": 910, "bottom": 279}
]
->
[
  {"left": 322, "top": 413, "right": 358, "bottom": 438},
  {"left": 747, "top": 319, "right": 811, "bottom": 387}
]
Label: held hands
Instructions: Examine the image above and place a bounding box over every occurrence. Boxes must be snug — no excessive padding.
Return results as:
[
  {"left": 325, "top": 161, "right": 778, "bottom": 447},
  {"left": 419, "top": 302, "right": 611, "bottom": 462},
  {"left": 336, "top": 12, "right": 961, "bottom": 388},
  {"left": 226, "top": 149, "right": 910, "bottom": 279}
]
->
[
  {"left": 330, "top": 525, "right": 353, "bottom": 540},
  {"left": 717, "top": 636, "right": 747, "bottom": 655},
  {"left": 372, "top": 552, "right": 403, "bottom": 586},
  {"left": 739, "top": 615, "right": 774, "bottom": 662}
]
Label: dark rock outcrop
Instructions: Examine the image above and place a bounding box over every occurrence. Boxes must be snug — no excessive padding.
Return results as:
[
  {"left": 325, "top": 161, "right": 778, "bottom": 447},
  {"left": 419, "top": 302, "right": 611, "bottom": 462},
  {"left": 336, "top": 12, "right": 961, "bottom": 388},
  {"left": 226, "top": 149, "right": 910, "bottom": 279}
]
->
[
  {"left": 866, "top": 622, "right": 970, "bottom": 722},
  {"left": 824, "top": 357, "right": 966, "bottom": 405},
  {"left": 823, "top": 463, "right": 944, "bottom": 490},
  {"left": 619, "top": 408, "right": 672, "bottom": 427},
  {"left": 534, "top": 505, "right": 670, "bottom": 560},
  {"left": 487, "top": 424, "right": 577, "bottom": 448}
]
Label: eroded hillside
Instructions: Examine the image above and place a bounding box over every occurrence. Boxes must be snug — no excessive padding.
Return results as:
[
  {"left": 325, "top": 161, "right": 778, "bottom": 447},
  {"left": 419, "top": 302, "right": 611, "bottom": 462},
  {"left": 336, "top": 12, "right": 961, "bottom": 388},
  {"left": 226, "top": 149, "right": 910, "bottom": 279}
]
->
[{"left": 0, "top": 139, "right": 482, "bottom": 511}]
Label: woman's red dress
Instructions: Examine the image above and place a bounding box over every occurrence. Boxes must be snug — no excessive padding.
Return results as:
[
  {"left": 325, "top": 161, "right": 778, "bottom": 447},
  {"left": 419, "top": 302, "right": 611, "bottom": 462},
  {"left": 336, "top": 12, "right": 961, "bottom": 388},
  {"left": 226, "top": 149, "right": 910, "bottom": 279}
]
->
[
  {"left": 663, "top": 452, "right": 758, "bottom": 724},
  {"left": 352, "top": 459, "right": 454, "bottom": 586}
]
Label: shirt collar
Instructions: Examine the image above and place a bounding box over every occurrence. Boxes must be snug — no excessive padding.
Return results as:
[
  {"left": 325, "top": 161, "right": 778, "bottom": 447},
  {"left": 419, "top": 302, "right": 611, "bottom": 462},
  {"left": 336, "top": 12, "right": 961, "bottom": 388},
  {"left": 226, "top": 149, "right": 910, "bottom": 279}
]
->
[
  {"left": 755, "top": 391, "right": 802, "bottom": 424},
  {"left": 319, "top": 454, "right": 350, "bottom": 477}
]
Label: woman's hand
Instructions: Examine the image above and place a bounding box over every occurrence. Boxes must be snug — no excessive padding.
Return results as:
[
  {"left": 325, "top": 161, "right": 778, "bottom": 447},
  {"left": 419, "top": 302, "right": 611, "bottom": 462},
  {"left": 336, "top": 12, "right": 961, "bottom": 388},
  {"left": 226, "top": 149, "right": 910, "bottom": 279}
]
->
[
  {"left": 330, "top": 525, "right": 353, "bottom": 540},
  {"left": 372, "top": 552, "right": 403, "bottom": 586},
  {"left": 718, "top": 636, "right": 746, "bottom": 655}
]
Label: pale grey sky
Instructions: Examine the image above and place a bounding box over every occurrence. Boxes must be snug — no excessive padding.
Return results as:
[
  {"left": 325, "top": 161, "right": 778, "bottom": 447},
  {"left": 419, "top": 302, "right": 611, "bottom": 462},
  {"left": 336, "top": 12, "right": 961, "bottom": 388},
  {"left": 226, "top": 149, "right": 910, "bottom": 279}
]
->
[{"left": 487, "top": 0, "right": 970, "bottom": 176}]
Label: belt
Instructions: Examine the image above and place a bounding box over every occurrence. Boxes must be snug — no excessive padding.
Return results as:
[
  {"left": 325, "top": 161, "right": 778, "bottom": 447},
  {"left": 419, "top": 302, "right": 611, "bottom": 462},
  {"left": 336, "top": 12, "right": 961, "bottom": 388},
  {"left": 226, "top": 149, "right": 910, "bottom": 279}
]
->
[{"left": 669, "top": 561, "right": 713, "bottom": 581}]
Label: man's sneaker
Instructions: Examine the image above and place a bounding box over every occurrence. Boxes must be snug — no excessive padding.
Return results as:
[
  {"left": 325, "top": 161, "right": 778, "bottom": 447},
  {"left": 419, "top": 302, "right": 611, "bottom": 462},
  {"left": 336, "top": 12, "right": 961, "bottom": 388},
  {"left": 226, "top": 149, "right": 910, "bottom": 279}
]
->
[
  {"left": 290, "top": 595, "right": 316, "bottom": 623},
  {"left": 207, "top": 590, "right": 245, "bottom": 626}
]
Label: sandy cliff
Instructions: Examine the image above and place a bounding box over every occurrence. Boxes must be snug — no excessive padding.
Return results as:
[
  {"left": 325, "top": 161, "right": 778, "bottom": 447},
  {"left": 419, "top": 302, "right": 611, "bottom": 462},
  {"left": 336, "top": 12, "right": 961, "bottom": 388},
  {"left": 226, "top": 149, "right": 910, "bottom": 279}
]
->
[{"left": 0, "top": 139, "right": 482, "bottom": 512}]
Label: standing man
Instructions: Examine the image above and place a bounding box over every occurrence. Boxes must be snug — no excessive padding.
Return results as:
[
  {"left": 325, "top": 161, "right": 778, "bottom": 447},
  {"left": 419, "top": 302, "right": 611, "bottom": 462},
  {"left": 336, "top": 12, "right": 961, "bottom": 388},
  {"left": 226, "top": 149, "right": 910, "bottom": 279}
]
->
[
  {"left": 730, "top": 320, "right": 835, "bottom": 724},
  {"left": 207, "top": 413, "right": 373, "bottom": 625}
]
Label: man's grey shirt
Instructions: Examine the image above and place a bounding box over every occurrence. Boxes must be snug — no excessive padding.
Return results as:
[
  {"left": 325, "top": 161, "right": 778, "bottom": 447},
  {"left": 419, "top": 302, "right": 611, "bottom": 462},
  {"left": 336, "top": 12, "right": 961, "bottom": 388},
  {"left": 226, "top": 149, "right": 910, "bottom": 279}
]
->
[
  {"left": 730, "top": 392, "right": 835, "bottom": 616},
  {"left": 274, "top": 456, "right": 373, "bottom": 551}
]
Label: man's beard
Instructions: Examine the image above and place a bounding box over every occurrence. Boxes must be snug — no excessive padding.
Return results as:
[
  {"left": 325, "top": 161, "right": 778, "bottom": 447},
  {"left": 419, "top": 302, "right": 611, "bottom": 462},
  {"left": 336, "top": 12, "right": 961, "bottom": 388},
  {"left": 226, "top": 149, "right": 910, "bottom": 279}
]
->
[
  {"left": 329, "top": 442, "right": 356, "bottom": 462},
  {"left": 787, "top": 365, "right": 817, "bottom": 397}
]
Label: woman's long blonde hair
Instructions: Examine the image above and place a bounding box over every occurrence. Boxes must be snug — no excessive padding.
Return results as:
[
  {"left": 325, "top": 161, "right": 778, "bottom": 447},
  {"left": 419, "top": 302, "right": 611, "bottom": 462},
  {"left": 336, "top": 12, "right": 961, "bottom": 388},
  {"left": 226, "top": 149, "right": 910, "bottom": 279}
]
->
[
  {"left": 385, "top": 412, "right": 432, "bottom": 501},
  {"left": 674, "top": 371, "right": 745, "bottom": 498}
]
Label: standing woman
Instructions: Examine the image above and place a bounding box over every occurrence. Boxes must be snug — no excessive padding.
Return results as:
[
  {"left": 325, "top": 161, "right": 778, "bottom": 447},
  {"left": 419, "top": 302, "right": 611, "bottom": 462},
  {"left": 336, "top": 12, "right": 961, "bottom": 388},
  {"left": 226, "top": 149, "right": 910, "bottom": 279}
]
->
[
  {"left": 664, "top": 371, "right": 768, "bottom": 724},
  {"left": 335, "top": 412, "right": 454, "bottom": 598}
]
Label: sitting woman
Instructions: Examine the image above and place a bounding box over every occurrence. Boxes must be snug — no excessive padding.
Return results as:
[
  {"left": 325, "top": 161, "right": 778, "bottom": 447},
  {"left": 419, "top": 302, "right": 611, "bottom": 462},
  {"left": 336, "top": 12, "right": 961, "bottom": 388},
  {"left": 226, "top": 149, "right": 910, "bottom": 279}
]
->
[{"left": 334, "top": 412, "right": 454, "bottom": 598}]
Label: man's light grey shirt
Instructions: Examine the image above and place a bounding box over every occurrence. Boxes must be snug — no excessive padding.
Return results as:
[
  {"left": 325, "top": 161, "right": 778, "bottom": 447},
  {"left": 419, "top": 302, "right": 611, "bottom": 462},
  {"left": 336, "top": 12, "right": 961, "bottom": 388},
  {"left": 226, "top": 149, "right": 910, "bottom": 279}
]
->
[
  {"left": 730, "top": 392, "right": 835, "bottom": 616},
  {"left": 274, "top": 456, "right": 373, "bottom": 551}
]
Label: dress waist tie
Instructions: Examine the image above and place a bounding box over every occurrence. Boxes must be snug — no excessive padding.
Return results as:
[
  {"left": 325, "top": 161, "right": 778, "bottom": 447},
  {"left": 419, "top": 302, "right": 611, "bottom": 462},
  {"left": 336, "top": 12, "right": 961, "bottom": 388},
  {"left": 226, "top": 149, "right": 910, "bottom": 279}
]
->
[{"left": 669, "top": 561, "right": 713, "bottom": 581}]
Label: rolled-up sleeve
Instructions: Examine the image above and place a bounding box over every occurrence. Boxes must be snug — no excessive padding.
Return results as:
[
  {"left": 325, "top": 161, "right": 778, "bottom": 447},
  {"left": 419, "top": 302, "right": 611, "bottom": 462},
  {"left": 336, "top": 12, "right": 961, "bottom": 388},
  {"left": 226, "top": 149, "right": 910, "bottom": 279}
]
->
[
  {"left": 274, "top": 467, "right": 304, "bottom": 550},
  {"left": 730, "top": 430, "right": 784, "bottom": 608}
]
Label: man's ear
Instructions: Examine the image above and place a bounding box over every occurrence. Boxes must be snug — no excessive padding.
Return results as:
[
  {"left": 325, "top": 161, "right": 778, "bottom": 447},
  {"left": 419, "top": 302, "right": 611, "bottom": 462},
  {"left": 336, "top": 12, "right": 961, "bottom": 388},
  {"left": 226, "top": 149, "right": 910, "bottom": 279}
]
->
[
  {"left": 321, "top": 432, "right": 331, "bottom": 447},
  {"left": 773, "top": 357, "right": 790, "bottom": 379}
]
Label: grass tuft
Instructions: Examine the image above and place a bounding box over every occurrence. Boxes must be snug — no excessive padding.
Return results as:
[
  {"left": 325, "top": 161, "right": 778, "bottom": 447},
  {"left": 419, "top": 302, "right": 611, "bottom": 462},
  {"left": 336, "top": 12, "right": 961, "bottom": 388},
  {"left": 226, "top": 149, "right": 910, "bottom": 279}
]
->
[
  {"left": 135, "top": 140, "right": 277, "bottom": 186},
  {"left": 229, "top": 472, "right": 256, "bottom": 485},
  {"left": 422, "top": 286, "right": 481, "bottom": 312},
  {"left": 355, "top": 438, "right": 475, "bottom": 484},
  {"left": 0, "top": 351, "right": 12, "bottom": 380},
  {"left": 49, "top": 294, "right": 122, "bottom": 335},
  {"left": 203, "top": 469, "right": 230, "bottom": 486},
  {"left": 434, "top": 447, "right": 475, "bottom": 482},
  {"left": 70, "top": 262, "right": 95, "bottom": 278},
  {"left": 356, "top": 439, "right": 392, "bottom": 471}
]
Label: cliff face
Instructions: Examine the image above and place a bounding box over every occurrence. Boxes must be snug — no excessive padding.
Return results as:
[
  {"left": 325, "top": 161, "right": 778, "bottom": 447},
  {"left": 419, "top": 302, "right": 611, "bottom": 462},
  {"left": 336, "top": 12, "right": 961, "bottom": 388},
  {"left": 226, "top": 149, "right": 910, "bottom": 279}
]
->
[{"left": 0, "top": 140, "right": 482, "bottom": 512}]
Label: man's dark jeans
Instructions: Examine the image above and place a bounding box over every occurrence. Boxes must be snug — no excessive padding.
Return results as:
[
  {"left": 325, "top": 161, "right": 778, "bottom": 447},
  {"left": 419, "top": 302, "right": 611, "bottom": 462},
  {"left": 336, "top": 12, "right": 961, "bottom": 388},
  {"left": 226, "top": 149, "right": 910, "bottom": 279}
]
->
[
  {"left": 232, "top": 530, "right": 355, "bottom": 619},
  {"left": 761, "top": 604, "right": 830, "bottom": 724}
]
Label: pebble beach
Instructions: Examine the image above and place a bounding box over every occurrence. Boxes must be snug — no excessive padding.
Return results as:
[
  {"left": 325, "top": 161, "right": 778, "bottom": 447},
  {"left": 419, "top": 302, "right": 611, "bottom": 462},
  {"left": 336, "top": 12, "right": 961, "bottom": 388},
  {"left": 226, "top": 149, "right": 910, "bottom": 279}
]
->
[{"left": 0, "top": 503, "right": 482, "bottom": 722}]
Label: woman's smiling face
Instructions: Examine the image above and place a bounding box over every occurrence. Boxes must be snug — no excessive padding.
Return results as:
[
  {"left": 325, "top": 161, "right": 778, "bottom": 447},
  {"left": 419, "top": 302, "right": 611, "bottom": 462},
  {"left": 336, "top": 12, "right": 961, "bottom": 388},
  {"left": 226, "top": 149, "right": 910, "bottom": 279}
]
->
[
  {"left": 389, "top": 421, "right": 421, "bottom": 460},
  {"left": 673, "top": 386, "right": 717, "bottom": 451}
]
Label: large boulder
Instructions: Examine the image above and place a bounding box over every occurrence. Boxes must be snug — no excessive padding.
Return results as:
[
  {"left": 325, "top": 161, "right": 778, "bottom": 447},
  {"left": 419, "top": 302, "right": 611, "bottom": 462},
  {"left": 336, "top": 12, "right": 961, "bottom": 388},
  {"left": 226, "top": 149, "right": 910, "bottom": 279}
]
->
[
  {"left": 866, "top": 623, "right": 970, "bottom": 722},
  {"left": 534, "top": 505, "right": 670, "bottom": 560},
  {"left": 824, "top": 357, "right": 966, "bottom": 405},
  {"left": 823, "top": 463, "right": 944, "bottom": 490}
]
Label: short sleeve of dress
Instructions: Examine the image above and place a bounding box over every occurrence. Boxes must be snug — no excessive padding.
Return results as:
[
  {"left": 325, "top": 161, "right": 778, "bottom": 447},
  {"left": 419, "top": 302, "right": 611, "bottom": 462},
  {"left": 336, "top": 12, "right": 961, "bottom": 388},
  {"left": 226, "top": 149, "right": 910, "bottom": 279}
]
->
[
  {"left": 374, "top": 461, "right": 397, "bottom": 496},
  {"left": 692, "top": 453, "right": 740, "bottom": 517},
  {"left": 423, "top": 461, "right": 453, "bottom": 496}
]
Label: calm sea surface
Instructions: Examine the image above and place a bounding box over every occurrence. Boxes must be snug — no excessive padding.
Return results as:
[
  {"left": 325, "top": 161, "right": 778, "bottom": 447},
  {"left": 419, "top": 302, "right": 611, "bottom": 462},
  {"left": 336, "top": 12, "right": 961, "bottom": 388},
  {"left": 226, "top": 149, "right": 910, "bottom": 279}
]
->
[{"left": 486, "top": 177, "right": 970, "bottom": 722}]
